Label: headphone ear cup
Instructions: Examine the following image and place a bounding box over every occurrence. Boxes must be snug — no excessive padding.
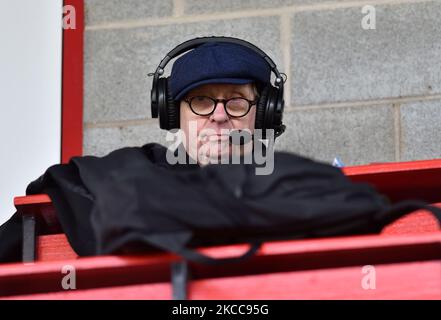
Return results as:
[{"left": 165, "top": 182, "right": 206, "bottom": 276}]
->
[
  {"left": 255, "top": 86, "right": 269, "bottom": 130},
  {"left": 264, "top": 86, "right": 278, "bottom": 131},
  {"left": 165, "top": 83, "right": 179, "bottom": 130},
  {"left": 157, "top": 78, "right": 179, "bottom": 130},
  {"left": 273, "top": 87, "right": 286, "bottom": 138},
  {"left": 157, "top": 78, "right": 168, "bottom": 129}
]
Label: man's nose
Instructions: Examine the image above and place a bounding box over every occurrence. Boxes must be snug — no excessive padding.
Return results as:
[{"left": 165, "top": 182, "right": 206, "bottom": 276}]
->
[{"left": 209, "top": 101, "right": 229, "bottom": 123}]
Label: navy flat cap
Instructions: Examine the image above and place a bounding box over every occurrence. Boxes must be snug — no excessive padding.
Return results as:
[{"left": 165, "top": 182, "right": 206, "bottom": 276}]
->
[{"left": 169, "top": 42, "right": 271, "bottom": 100}]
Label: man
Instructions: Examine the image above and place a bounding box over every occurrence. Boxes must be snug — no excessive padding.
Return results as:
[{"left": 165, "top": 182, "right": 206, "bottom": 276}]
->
[{"left": 0, "top": 38, "right": 282, "bottom": 263}]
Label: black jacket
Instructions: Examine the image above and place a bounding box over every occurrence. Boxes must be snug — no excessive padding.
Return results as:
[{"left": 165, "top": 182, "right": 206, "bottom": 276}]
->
[{"left": 4, "top": 142, "right": 427, "bottom": 265}]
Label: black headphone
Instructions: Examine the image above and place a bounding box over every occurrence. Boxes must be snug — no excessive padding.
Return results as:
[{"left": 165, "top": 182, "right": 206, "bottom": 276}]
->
[{"left": 150, "top": 36, "right": 286, "bottom": 138}]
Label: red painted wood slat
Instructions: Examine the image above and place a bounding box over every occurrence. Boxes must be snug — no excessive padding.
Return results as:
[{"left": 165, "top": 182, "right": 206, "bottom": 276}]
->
[
  {"left": 1, "top": 232, "right": 440, "bottom": 297},
  {"left": 5, "top": 260, "right": 440, "bottom": 300}
]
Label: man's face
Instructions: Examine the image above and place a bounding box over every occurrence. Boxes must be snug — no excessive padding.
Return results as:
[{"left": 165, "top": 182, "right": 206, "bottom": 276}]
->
[{"left": 179, "top": 83, "right": 257, "bottom": 165}]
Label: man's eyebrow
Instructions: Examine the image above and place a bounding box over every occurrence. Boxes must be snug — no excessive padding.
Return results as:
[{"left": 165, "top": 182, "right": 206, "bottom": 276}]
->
[
  {"left": 186, "top": 90, "right": 252, "bottom": 98},
  {"left": 229, "top": 90, "right": 249, "bottom": 96},
  {"left": 230, "top": 91, "right": 254, "bottom": 98}
]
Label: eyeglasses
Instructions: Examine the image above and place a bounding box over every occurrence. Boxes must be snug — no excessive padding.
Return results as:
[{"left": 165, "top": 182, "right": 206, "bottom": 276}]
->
[{"left": 183, "top": 96, "right": 258, "bottom": 118}]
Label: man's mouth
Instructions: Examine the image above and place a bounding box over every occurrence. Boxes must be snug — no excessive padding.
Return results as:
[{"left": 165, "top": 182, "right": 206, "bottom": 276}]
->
[
  {"left": 209, "top": 135, "right": 230, "bottom": 142},
  {"left": 199, "top": 134, "right": 230, "bottom": 143}
]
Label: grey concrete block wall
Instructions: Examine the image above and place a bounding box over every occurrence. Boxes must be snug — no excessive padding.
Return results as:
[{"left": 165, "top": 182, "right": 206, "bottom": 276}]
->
[
  {"left": 291, "top": 2, "right": 441, "bottom": 105},
  {"left": 83, "top": 0, "right": 441, "bottom": 166},
  {"left": 183, "top": 0, "right": 350, "bottom": 14},
  {"left": 85, "top": 0, "right": 174, "bottom": 25},
  {"left": 84, "top": 120, "right": 169, "bottom": 157},
  {"left": 401, "top": 99, "right": 441, "bottom": 161},
  {"left": 275, "top": 105, "right": 396, "bottom": 165}
]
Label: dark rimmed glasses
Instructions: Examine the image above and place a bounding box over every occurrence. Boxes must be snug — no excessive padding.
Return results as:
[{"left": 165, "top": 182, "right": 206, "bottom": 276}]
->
[{"left": 183, "top": 96, "right": 258, "bottom": 118}]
